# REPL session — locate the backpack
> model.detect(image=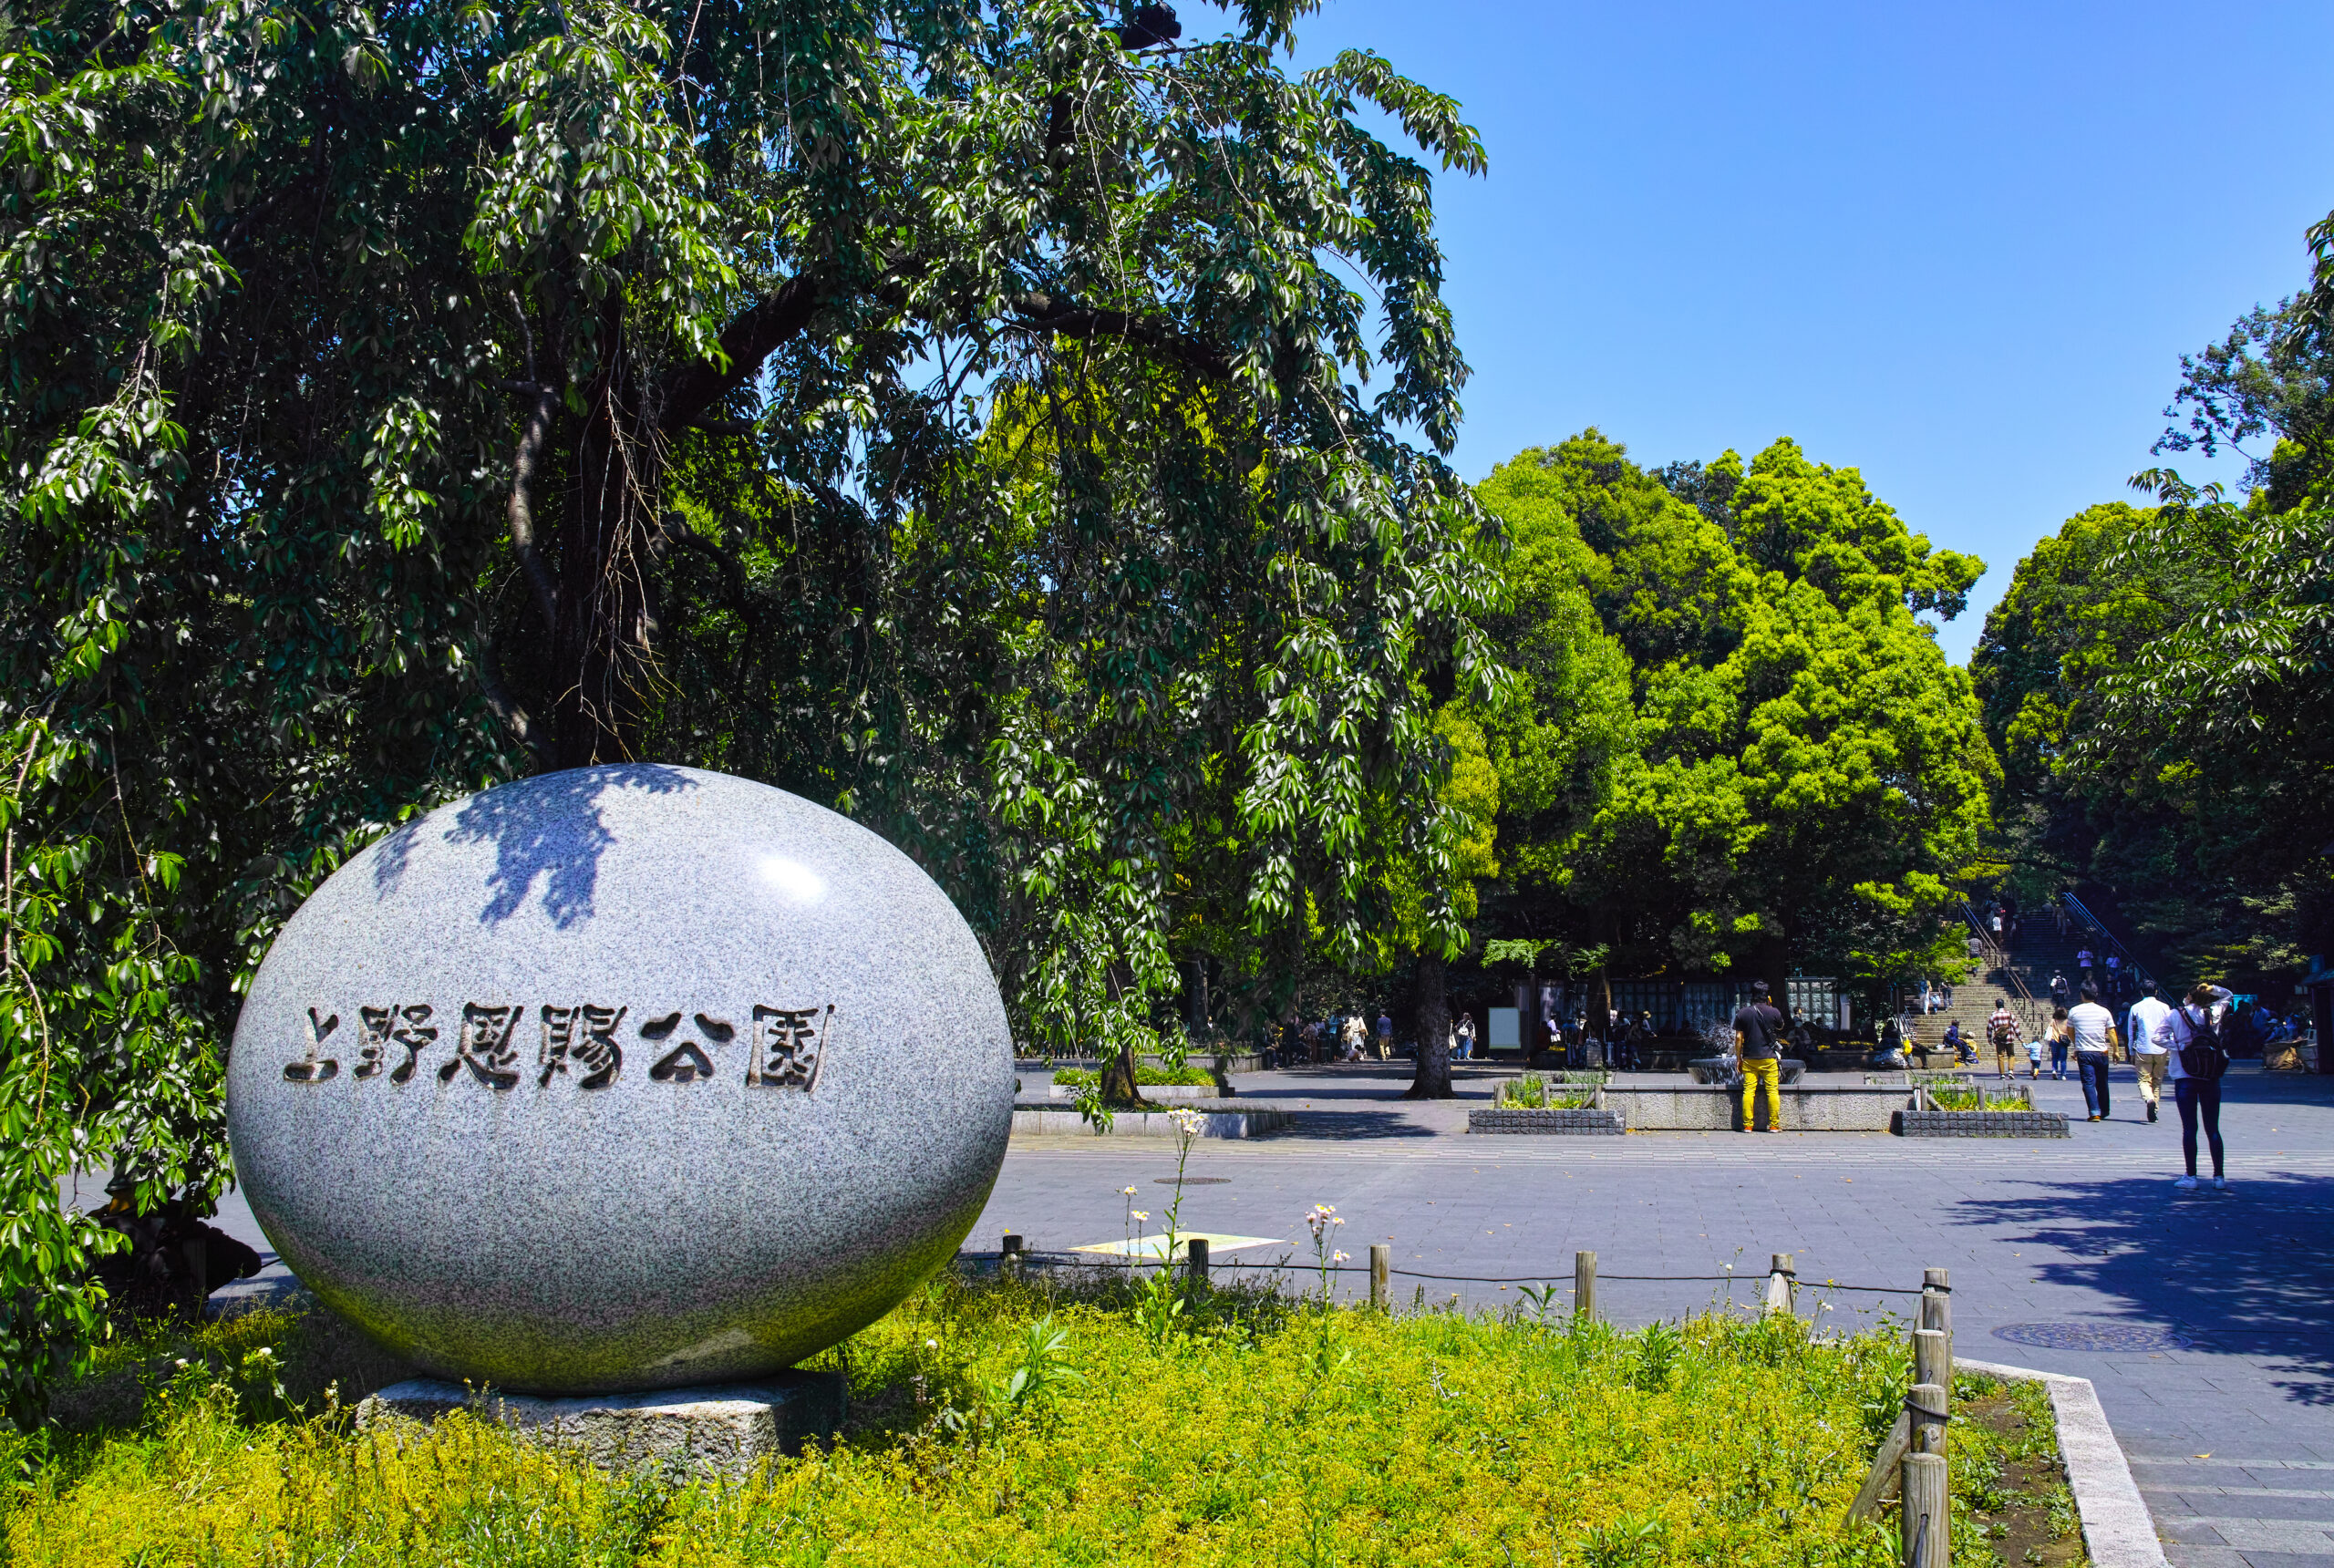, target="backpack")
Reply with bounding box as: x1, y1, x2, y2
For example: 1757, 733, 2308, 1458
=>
2177, 1006, 2230, 1082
